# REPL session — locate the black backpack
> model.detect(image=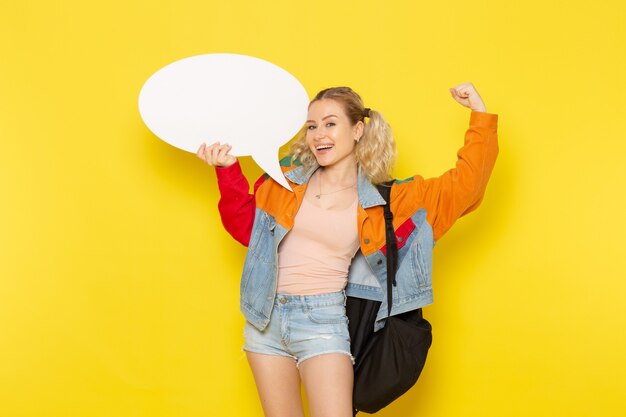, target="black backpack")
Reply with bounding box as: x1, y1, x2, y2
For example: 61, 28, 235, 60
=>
346, 182, 433, 415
